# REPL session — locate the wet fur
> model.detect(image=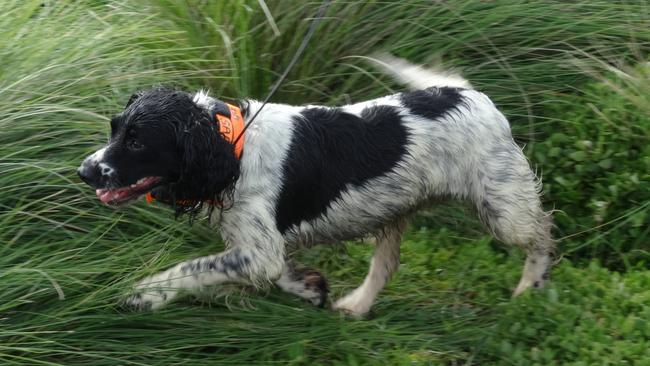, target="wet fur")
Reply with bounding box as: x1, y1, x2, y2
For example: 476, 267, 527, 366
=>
78, 57, 554, 316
